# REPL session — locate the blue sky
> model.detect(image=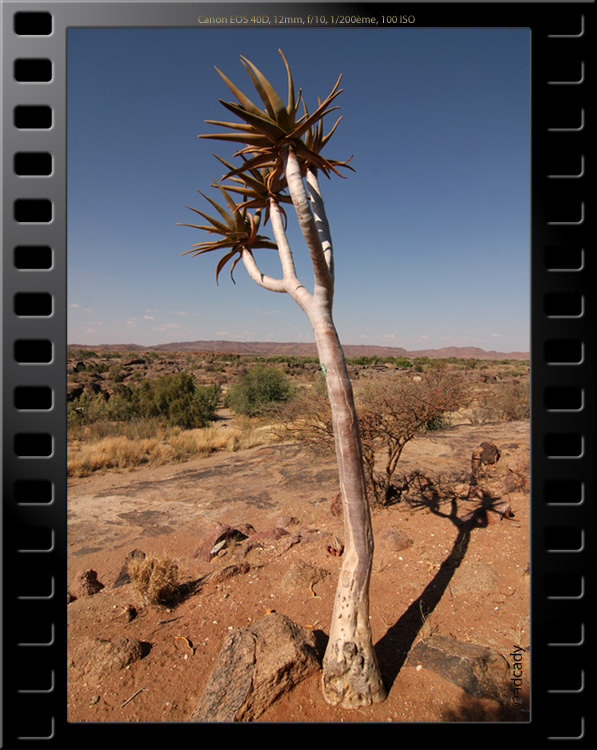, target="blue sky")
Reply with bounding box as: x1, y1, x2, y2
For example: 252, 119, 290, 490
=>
67, 27, 530, 352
